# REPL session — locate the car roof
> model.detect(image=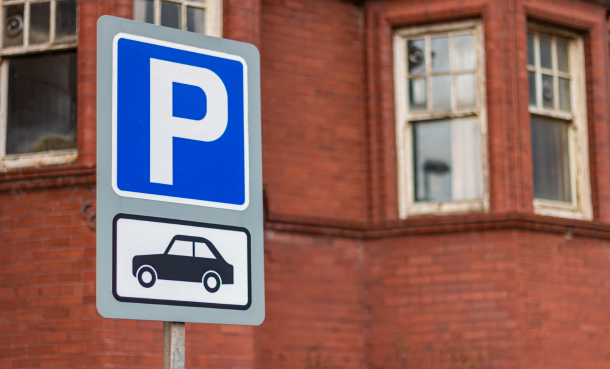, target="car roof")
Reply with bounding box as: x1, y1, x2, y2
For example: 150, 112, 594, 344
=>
171, 235, 213, 243
164, 235, 224, 261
